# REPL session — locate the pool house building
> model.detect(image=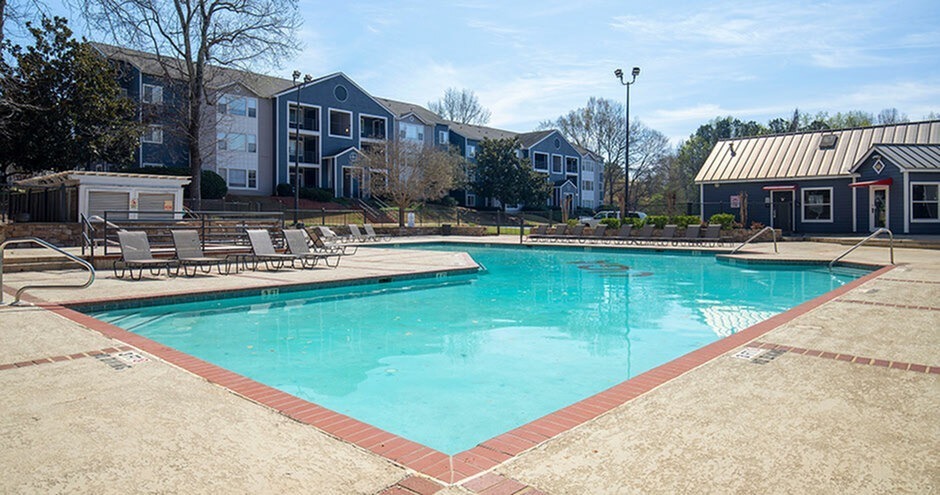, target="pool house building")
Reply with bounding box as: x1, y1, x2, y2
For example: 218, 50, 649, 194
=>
695, 120, 940, 234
